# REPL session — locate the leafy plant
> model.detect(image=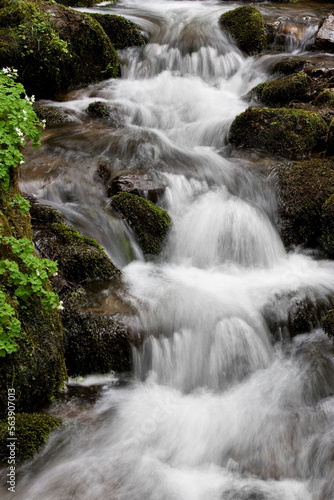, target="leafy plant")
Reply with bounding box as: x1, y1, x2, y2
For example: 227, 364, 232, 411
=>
0, 67, 61, 357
